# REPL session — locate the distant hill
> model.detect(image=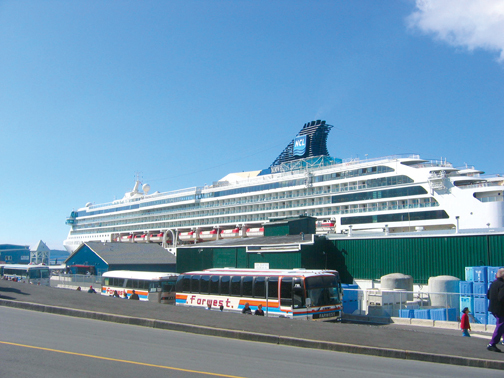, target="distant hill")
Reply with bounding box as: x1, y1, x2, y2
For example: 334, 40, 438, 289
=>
50, 249, 70, 264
